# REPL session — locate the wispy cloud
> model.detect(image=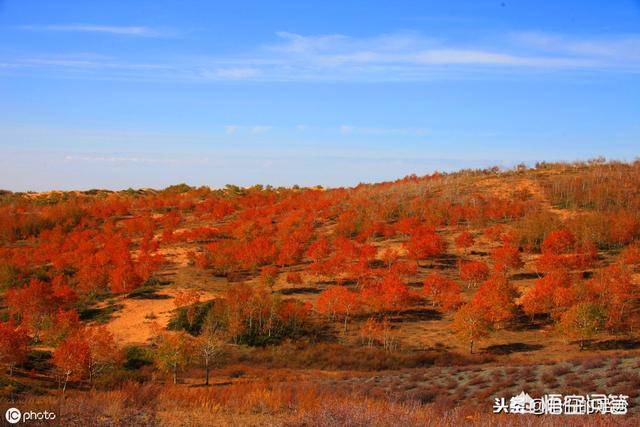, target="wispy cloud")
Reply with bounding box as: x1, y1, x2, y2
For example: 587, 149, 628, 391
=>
3, 30, 640, 82
225, 125, 239, 135
18, 24, 163, 37
339, 125, 427, 136
205, 67, 259, 79
251, 126, 271, 135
